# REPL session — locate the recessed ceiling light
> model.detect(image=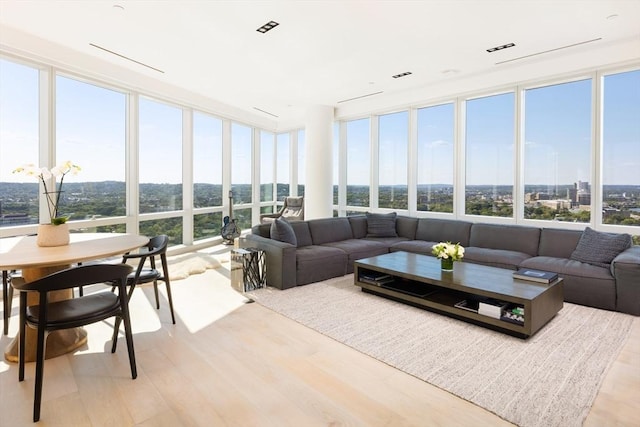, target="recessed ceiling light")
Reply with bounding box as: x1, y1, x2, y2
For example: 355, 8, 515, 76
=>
606, 14, 619, 20
442, 69, 460, 75
487, 42, 516, 53
257, 21, 279, 33
112, 4, 124, 11
392, 71, 412, 79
